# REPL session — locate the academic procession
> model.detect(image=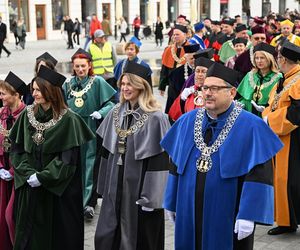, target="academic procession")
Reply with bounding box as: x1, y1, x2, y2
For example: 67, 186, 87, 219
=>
1, 7, 300, 250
